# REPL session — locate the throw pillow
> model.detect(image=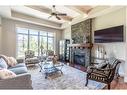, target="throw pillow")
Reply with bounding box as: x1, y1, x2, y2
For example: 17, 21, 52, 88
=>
0, 55, 9, 64
8, 57, 17, 67
108, 57, 116, 65
95, 62, 107, 69
0, 68, 16, 79
0, 57, 8, 68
